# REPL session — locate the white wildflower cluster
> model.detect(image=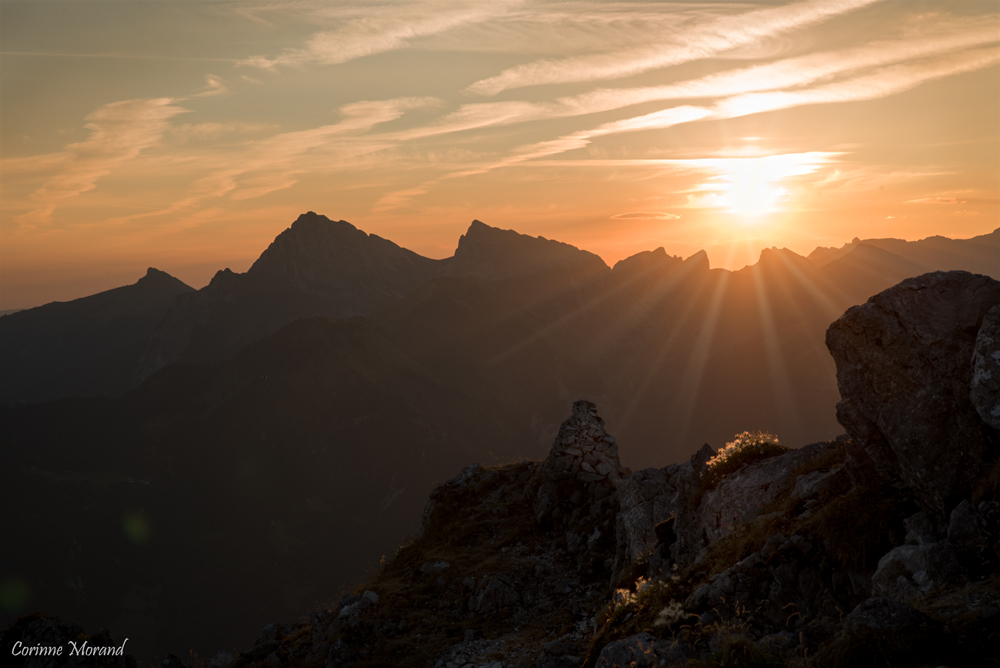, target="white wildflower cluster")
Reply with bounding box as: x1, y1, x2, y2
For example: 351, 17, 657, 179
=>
612, 576, 656, 613
707, 429, 782, 470
653, 600, 687, 628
